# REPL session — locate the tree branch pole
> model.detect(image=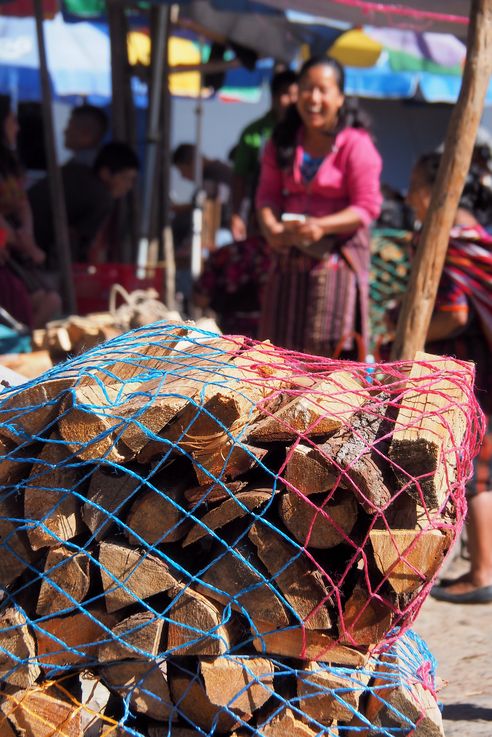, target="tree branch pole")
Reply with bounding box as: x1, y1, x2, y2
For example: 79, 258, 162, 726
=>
33, 0, 75, 315
391, 0, 492, 361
